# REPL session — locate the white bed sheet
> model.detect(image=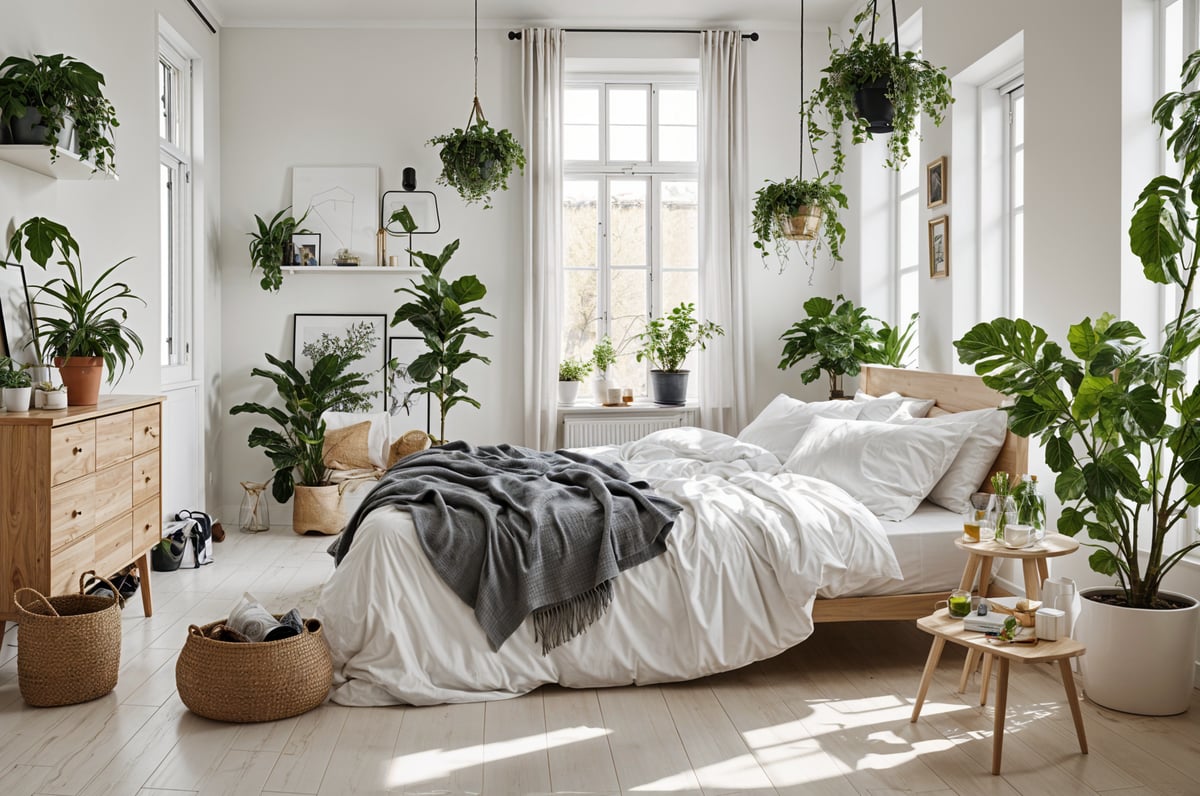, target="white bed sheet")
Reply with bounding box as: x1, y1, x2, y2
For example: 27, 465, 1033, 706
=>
834, 501, 968, 597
